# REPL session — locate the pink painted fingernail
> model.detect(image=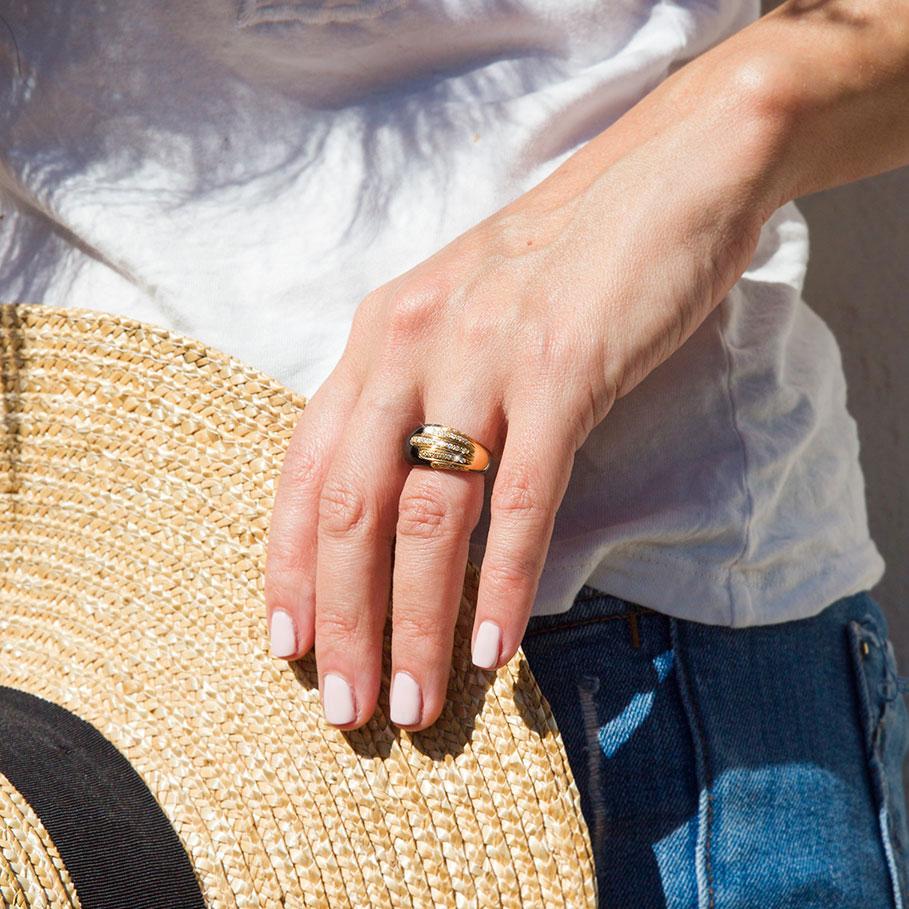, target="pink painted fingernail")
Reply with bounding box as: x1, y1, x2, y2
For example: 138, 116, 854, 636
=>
390, 671, 422, 727
323, 673, 356, 726
269, 610, 297, 658
472, 620, 502, 669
